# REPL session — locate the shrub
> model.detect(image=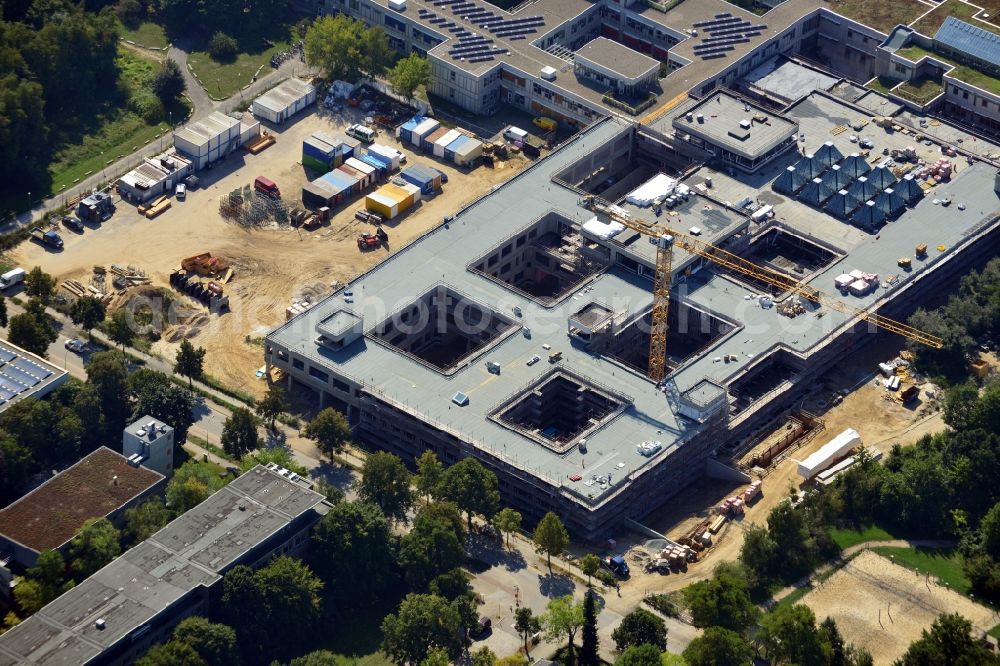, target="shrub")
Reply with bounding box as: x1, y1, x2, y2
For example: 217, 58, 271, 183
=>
208, 32, 238, 61
128, 89, 164, 123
